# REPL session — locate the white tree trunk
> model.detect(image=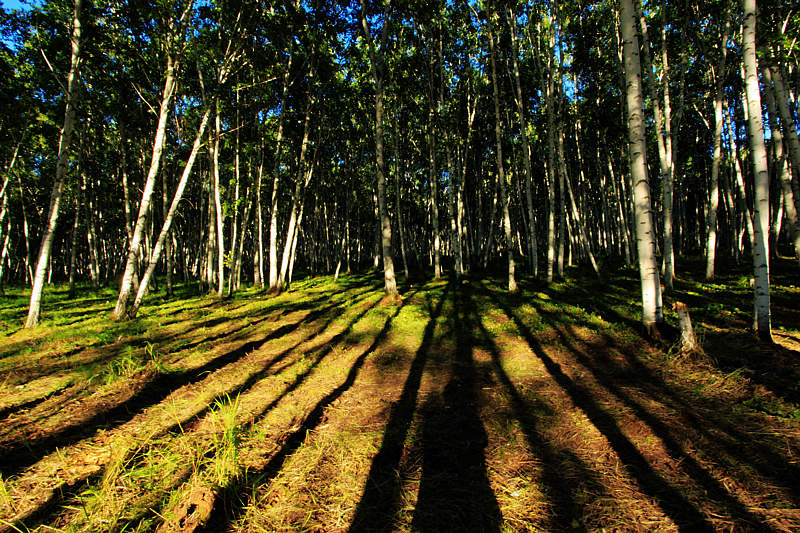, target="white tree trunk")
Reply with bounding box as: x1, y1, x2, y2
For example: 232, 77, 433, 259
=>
25, 0, 83, 328
130, 108, 211, 317
763, 69, 800, 262
742, 0, 772, 341
488, 14, 516, 292
620, 0, 662, 331
113, 52, 178, 319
